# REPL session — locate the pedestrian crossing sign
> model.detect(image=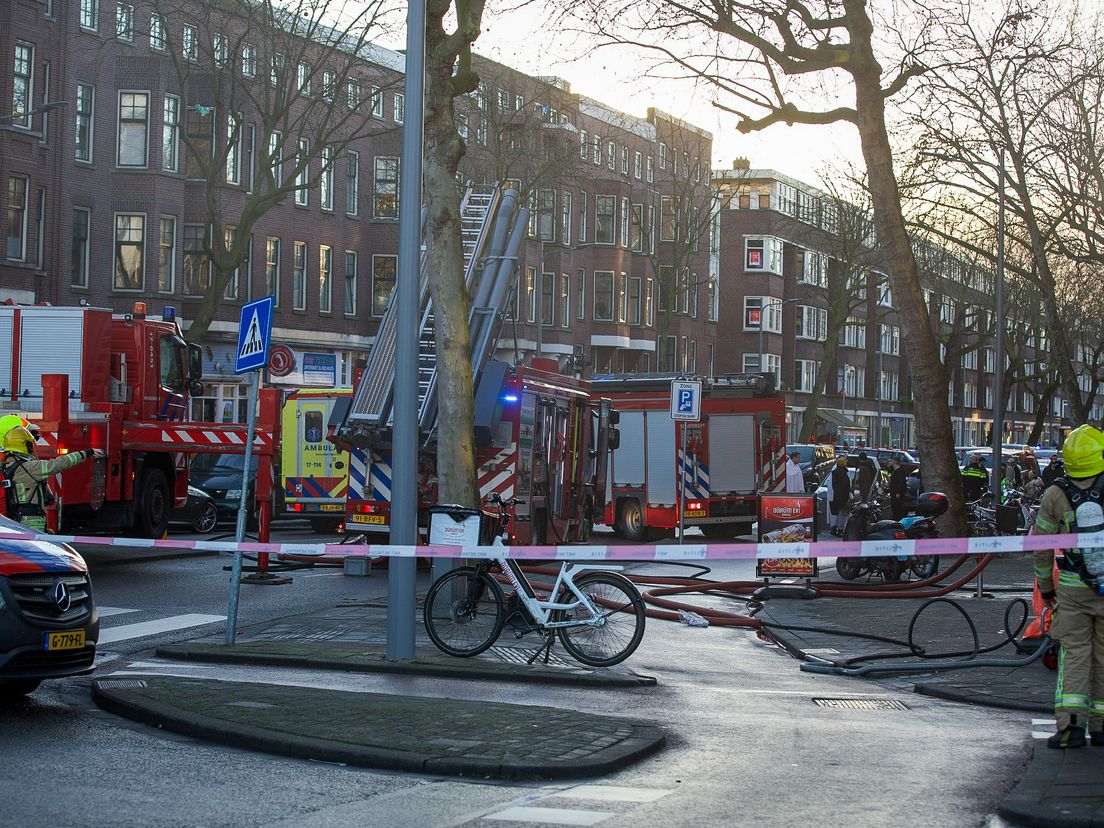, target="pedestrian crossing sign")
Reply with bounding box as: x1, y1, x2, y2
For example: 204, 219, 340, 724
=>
235, 296, 274, 374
